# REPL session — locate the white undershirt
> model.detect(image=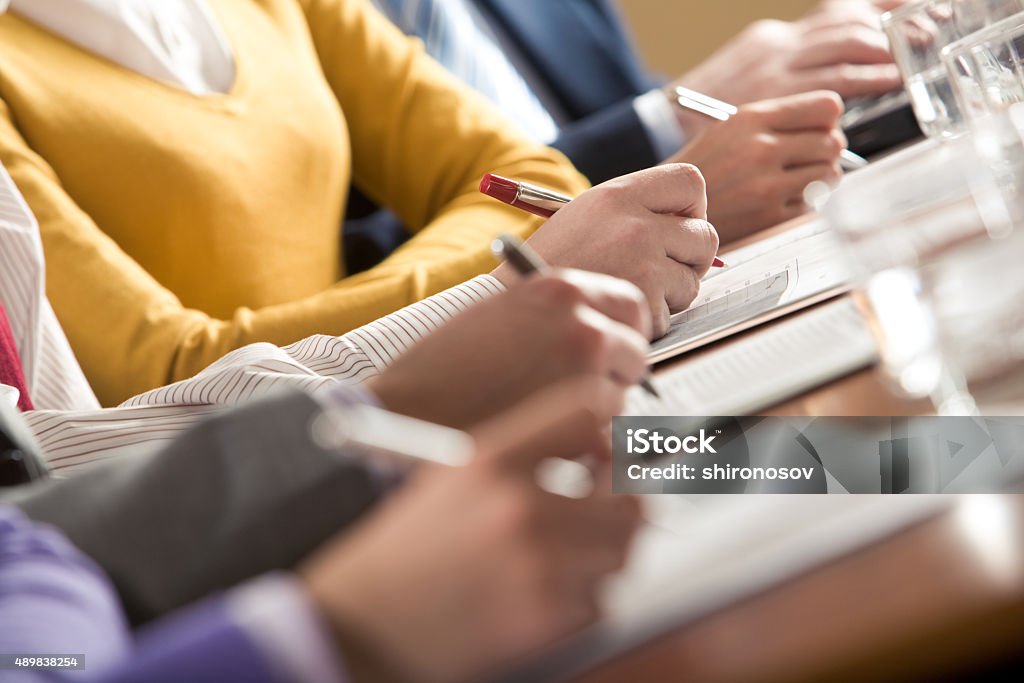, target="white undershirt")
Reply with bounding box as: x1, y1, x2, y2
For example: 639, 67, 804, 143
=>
5, 0, 235, 95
